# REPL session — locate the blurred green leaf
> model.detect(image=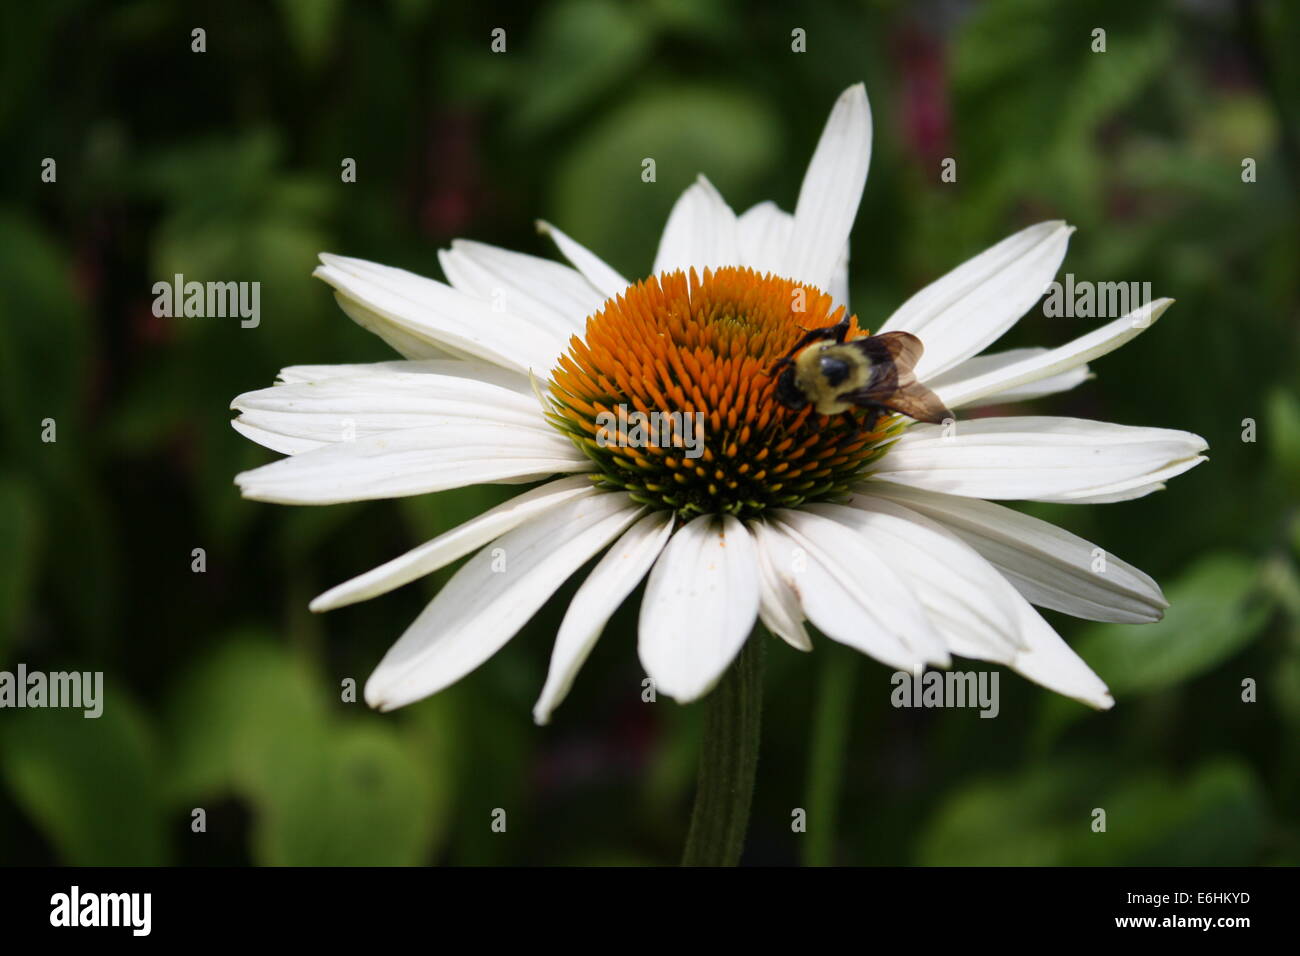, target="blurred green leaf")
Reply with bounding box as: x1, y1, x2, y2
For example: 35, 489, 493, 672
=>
0, 684, 168, 865
551, 85, 779, 275
642, 0, 733, 36
1106, 759, 1268, 866
400, 692, 460, 843
1267, 386, 1300, 492
1036, 553, 1273, 744
165, 633, 330, 805
952, 0, 1174, 230
917, 758, 1266, 865
508, 0, 654, 138
254, 719, 441, 866
166, 633, 453, 864
916, 762, 1080, 866
1071, 554, 1271, 697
